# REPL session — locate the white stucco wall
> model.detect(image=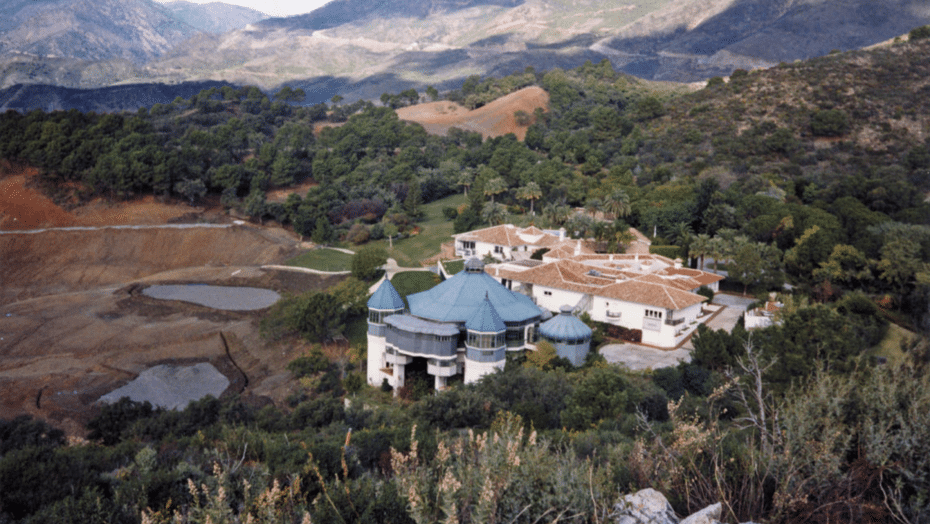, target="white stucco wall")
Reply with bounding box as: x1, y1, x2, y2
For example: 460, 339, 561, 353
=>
464, 358, 504, 384
534, 285, 583, 313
